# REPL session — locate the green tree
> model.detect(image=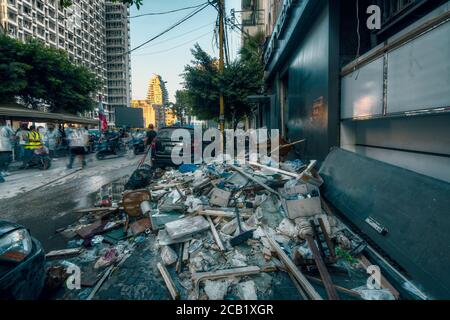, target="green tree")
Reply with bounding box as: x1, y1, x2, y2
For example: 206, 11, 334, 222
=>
167, 90, 192, 125
0, 35, 100, 114
182, 33, 265, 128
